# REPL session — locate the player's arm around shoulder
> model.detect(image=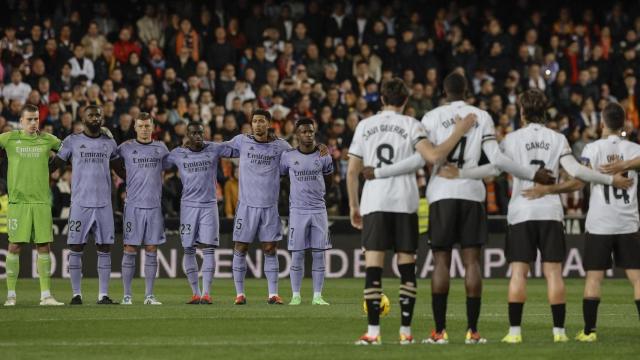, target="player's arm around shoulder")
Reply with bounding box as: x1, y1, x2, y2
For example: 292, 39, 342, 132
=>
416, 112, 476, 164
600, 141, 640, 174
